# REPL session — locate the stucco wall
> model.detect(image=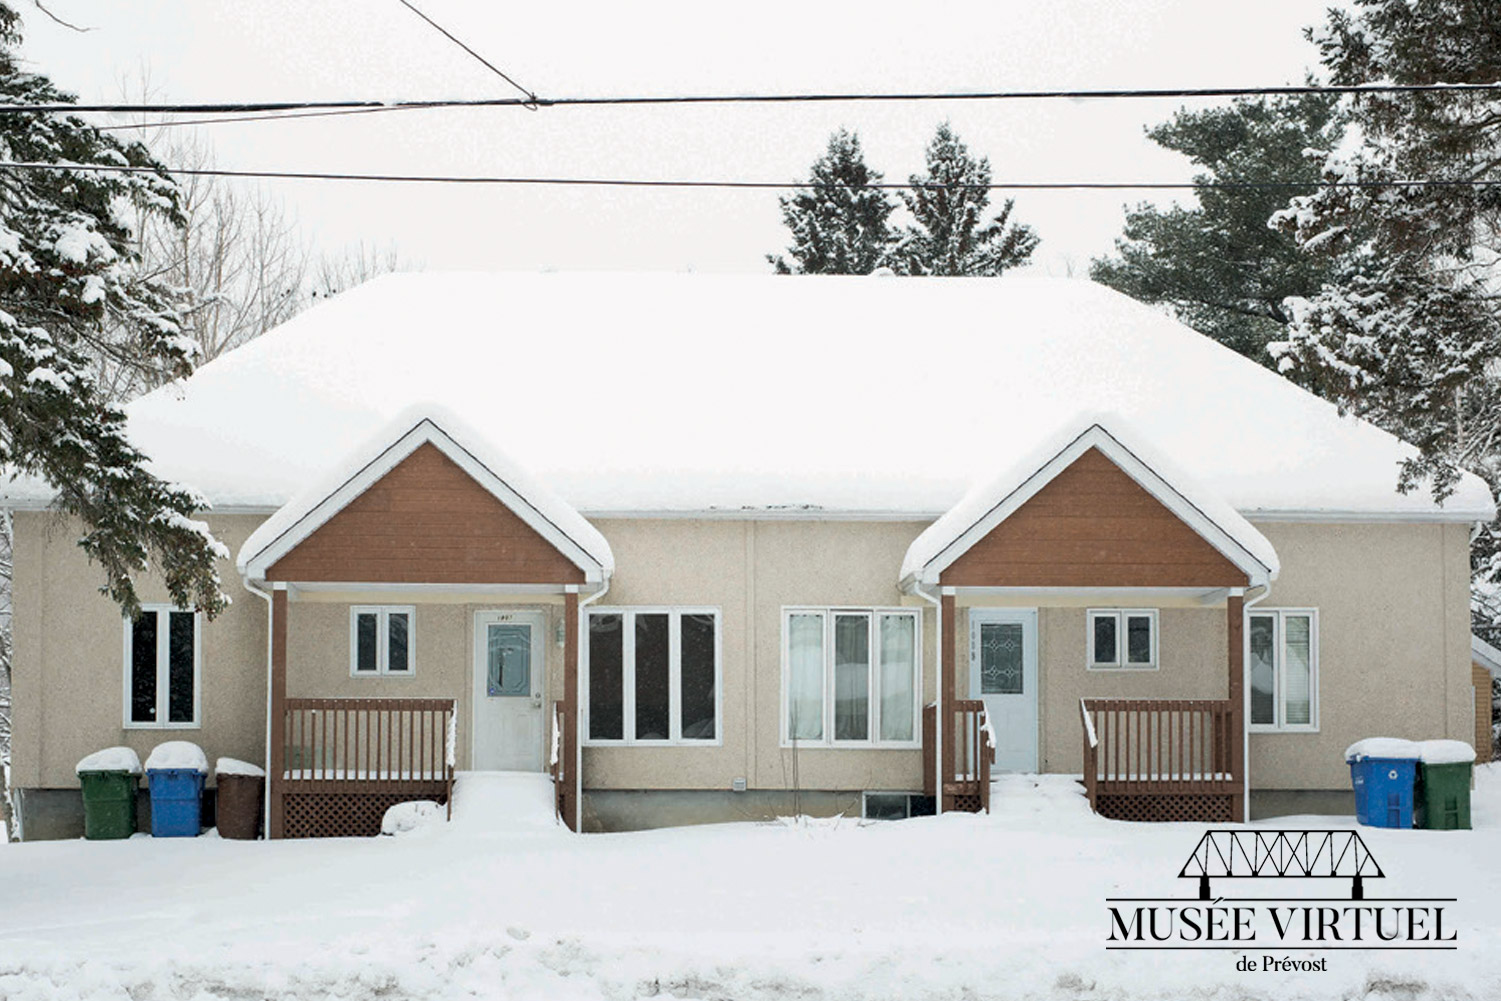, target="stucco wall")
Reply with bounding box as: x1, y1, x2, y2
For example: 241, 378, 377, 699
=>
1245, 521, 1473, 791
582, 519, 936, 794
11, 512, 268, 790
10, 512, 1473, 800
